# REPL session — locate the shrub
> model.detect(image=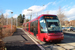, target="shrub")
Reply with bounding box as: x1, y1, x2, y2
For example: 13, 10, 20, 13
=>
2, 25, 16, 38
